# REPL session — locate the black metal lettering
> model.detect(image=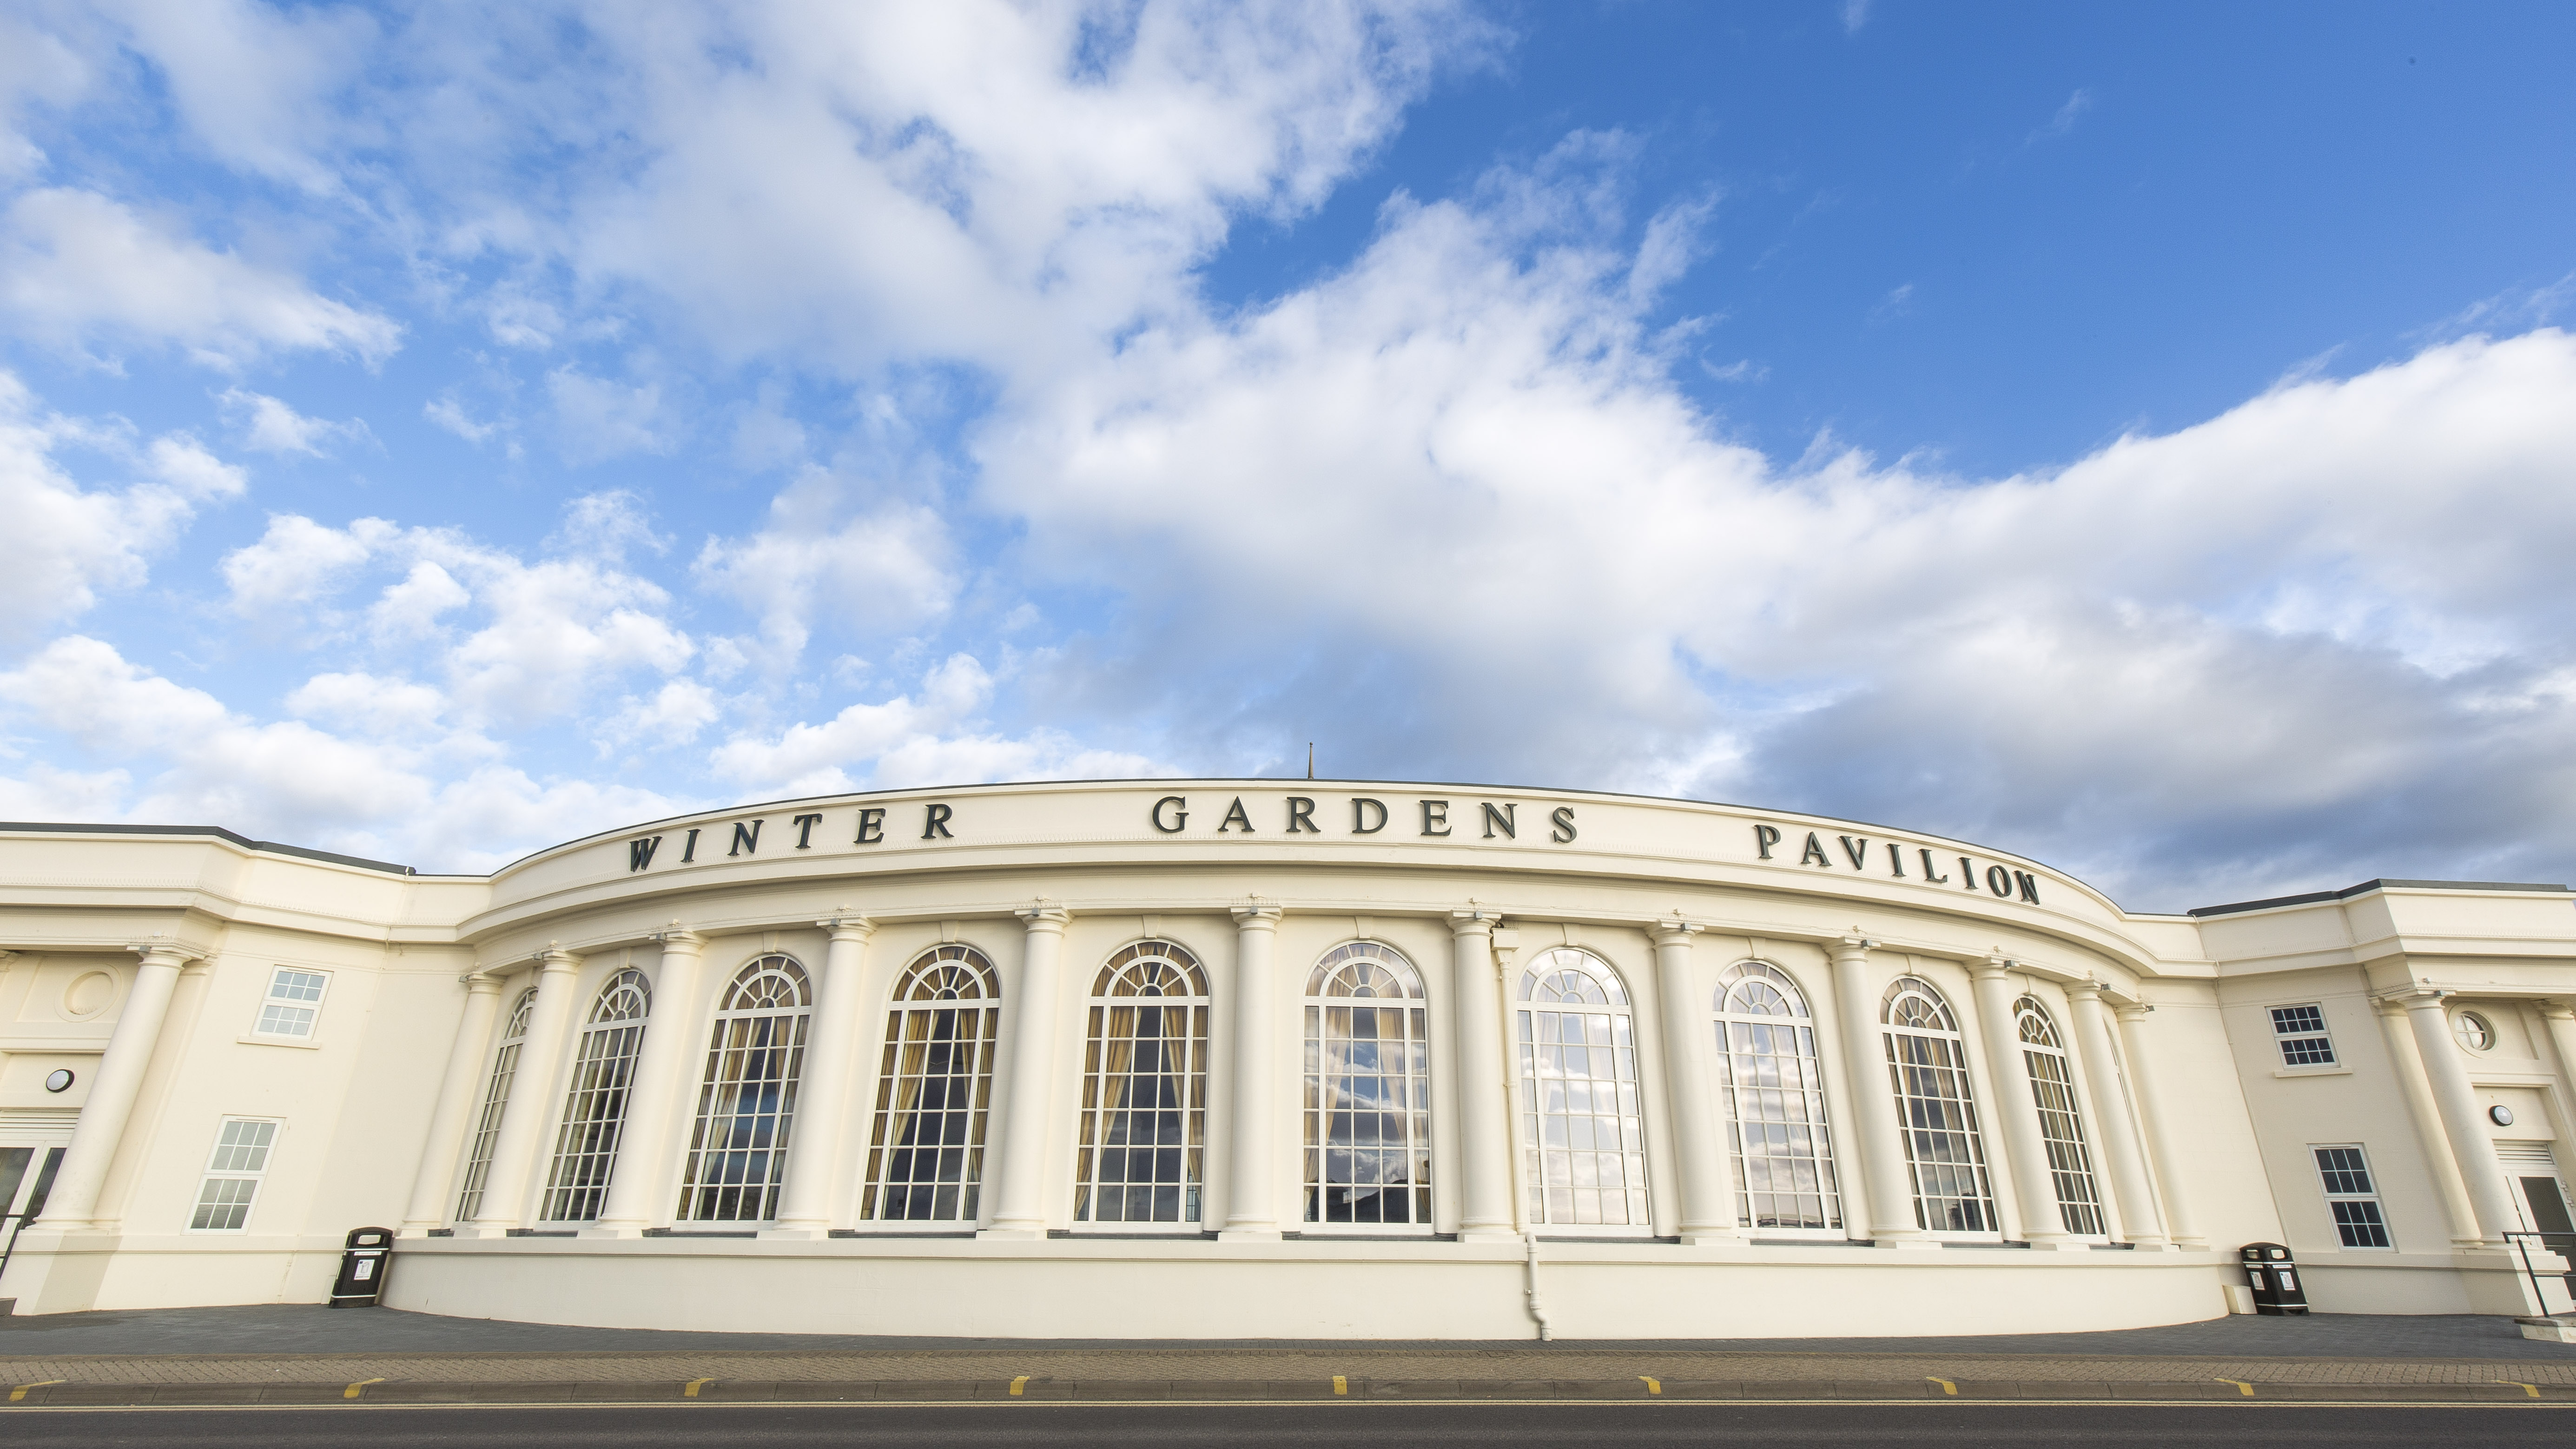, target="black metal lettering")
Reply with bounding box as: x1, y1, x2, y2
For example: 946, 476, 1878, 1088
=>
1150, 795, 1188, 833
1886, 842, 1906, 878
729, 820, 762, 856
922, 802, 954, 839
681, 827, 700, 863
856, 808, 886, 844
1839, 835, 1869, 869
628, 836, 661, 872
1551, 806, 1577, 843
1287, 796, 1320, 834
2015, 870, 2042, 904
1960, 855, 1978, 890
1219, 796, 1254, 833
1352, 797, 1387, 834
1800, 832, 1831, 867
1918, 847, 1948, 883
1481, 802, 1516, 840
1420, 800, 1451, 837
793, 813, 823, 848
1755, 824, 1782, 859
1987, 864, 2013, 897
